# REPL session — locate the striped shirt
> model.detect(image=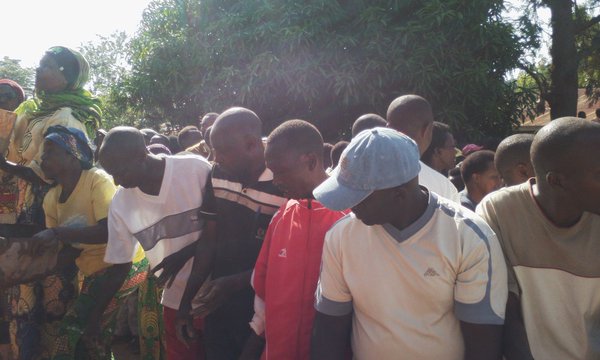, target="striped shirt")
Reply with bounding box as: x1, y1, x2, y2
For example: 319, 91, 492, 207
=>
201, 165, 286, 278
